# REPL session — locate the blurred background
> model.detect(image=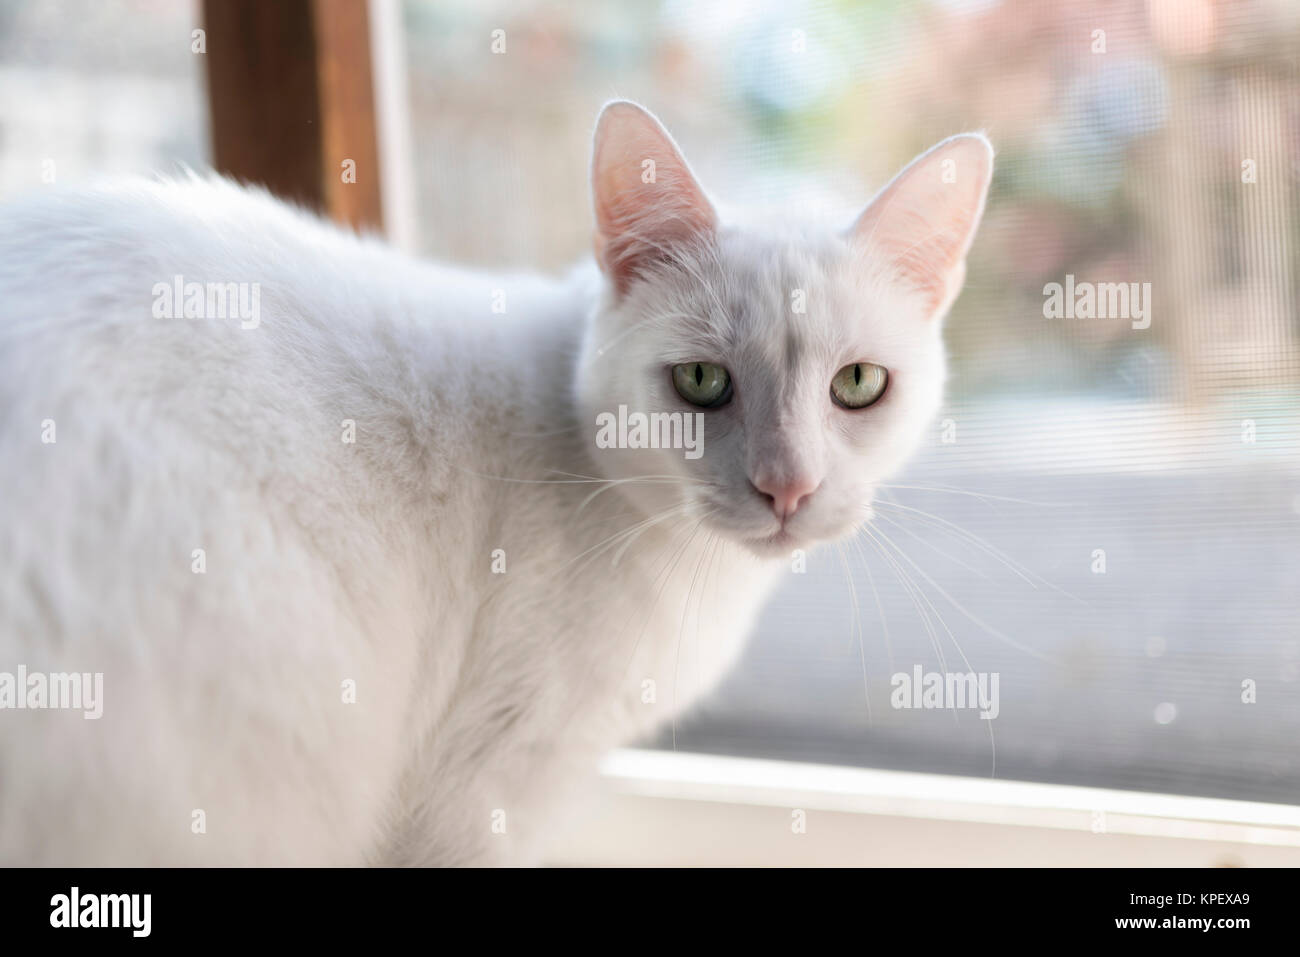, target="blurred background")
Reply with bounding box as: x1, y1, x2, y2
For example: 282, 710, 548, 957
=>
1, 0, 1298, 810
